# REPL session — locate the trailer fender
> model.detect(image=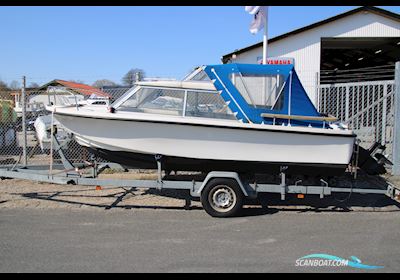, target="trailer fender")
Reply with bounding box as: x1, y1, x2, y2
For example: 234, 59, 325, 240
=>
192, 171, 252, 198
